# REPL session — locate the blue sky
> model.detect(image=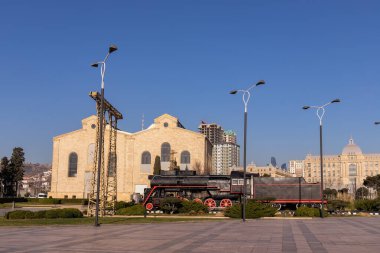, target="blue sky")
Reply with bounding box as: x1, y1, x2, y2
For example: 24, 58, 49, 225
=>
1, 1, 380, 166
